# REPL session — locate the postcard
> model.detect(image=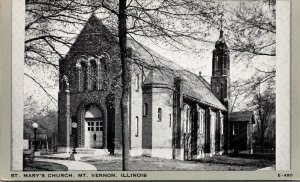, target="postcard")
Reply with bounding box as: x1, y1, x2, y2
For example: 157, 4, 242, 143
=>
0, 0, 298, 181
